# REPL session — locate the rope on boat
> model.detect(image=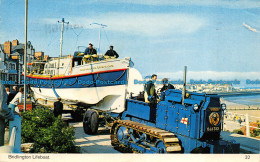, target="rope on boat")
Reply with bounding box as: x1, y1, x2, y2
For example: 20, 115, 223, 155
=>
63, 77, 78, 86
78, 75, 99, 87
97, 70, 126, 83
